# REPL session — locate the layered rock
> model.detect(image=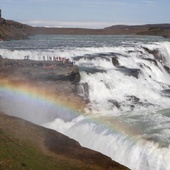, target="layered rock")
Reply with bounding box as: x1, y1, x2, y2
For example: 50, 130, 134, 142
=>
0, 58, 80, 82
0, 10, 32, 40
